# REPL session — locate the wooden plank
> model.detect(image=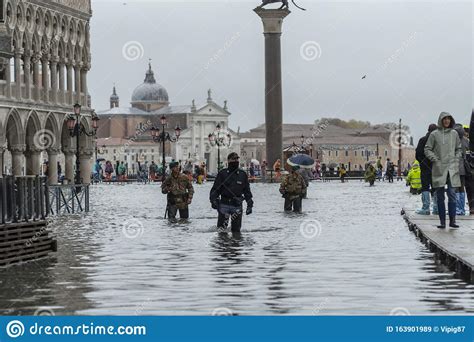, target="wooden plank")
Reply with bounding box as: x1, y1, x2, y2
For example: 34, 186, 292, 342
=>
403, 209, 474, 282
0, 250, 53, 266
0, 240, 54, 258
